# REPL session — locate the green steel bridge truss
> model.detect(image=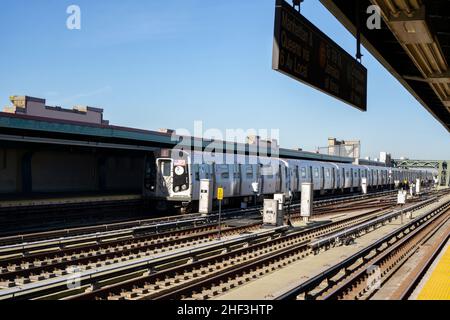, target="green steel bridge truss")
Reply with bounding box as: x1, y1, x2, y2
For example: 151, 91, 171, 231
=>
393, 159, 449, 188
